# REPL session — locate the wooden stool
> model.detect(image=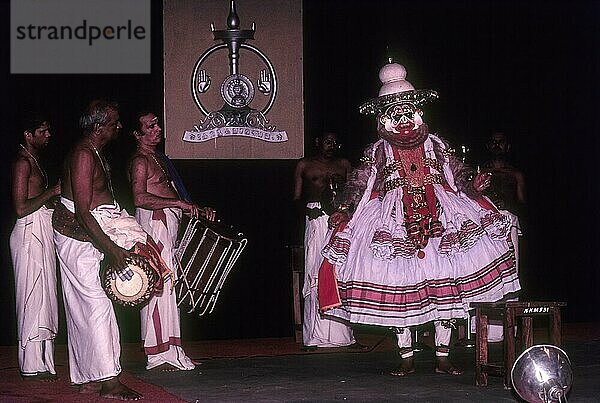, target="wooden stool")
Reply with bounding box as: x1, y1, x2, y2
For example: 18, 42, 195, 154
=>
472, 301, 566, 388
288, 245, 304, 343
